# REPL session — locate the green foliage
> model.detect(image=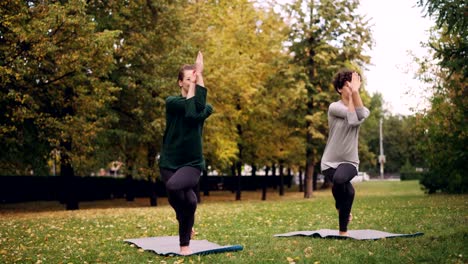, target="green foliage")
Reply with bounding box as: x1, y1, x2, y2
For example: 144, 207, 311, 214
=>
86, 0, 191, 178
358, 93, 383, 173
184, 0, 305, 172
284, 0, 373, 159
400, 159, 422, 181
380, 116, 425, 174
417, 75, 468, 193
416, 0, 467, 193
282, 0, 373, 195
0, 0, 412, 184
418, 0, 467, 77
359, 100, 426, 177
256, 57, 308, 170
0, 1, 120, 175
420, 170, 467, 194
